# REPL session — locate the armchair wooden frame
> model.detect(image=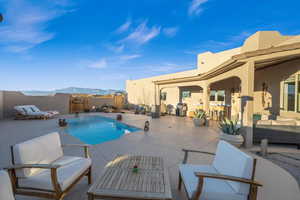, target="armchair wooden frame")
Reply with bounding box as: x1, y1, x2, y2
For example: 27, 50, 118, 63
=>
5, 144, 92, 200
178, 149, 262, 200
